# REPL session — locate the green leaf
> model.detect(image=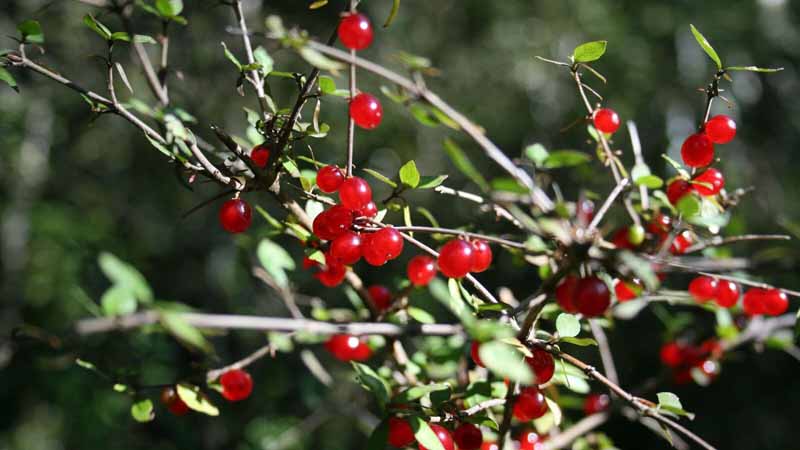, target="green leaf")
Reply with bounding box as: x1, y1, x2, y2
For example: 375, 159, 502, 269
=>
409, 103, 439, 127
409, 417, 446, 450
690, 24, 722, 70
429, 278, 474, 326
101, 286, 137, 316
131, 399, 155, 422
366, 419, 390, 450
156, 0, 183, 16
363, 168, 399, 188
133, 34, 157, 44
407, 306, 435, 324
417, 175, 448, 189
398, 160, 421, 188
111, 32, 131, 42
560, 337, 598, 347
352, 362, 391, 410
478, 341, 534, 385
253, 46, 274, 75
573, 40, 607, 63
635, 175, 664, 189
83, 15, 112, 40
524, 143, 549, 166
18, 20, 44, 44
98, 252, 154, 303
394, 383, 450, 403
556, 313, 581, 338
676, 194, 701, 217
257, 238, 296, 289
76, 359, 97, 370
0, 67, 18, 92
298, 46, 344, 72
160, 311, 213, 354
491, 177, 529, 194
725, 66, 783, 73
543, 150, 590, 169
656, 392, 695, 419
176, 384, 219, 416
221, 42, 242, 70
443, 138, 490, 191
318, 75, 336, 94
